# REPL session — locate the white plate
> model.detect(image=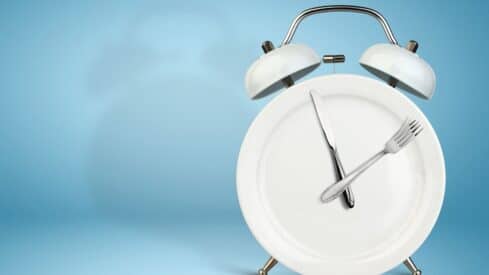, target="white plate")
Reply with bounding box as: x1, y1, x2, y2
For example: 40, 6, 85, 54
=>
237, 74, 445, 275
